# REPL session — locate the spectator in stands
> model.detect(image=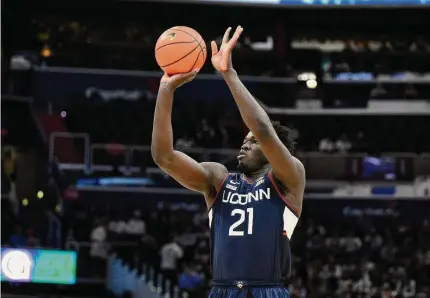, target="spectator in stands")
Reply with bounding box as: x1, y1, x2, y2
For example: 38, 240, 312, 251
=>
126, 210, 146, 238
178, 264, 204, 298
335, 134, 352, 153
175, 134, 195, 149
160, 235, 184, 298
402, 279, 417, 297
340, 231, 362, 252
370, 83, 389, 99
90, 219, 108, 277
109, 213, 128, 239
175, 227, 197, 249
319, 137, 335, 153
